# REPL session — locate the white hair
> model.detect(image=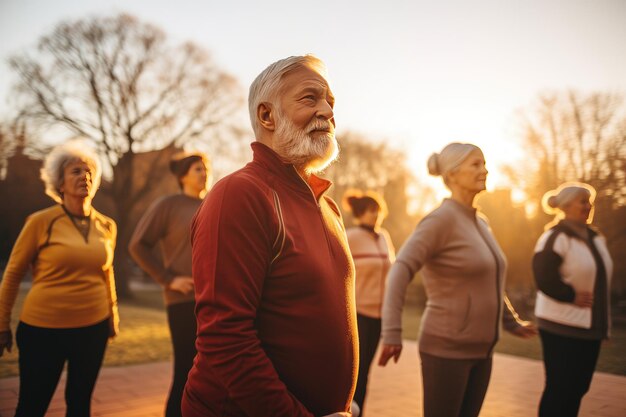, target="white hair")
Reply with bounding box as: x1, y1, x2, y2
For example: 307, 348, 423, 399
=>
427, 142, 481, 185
541, 182, 596, 216
40, 140, 102, 203
248, 55, 328, 138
